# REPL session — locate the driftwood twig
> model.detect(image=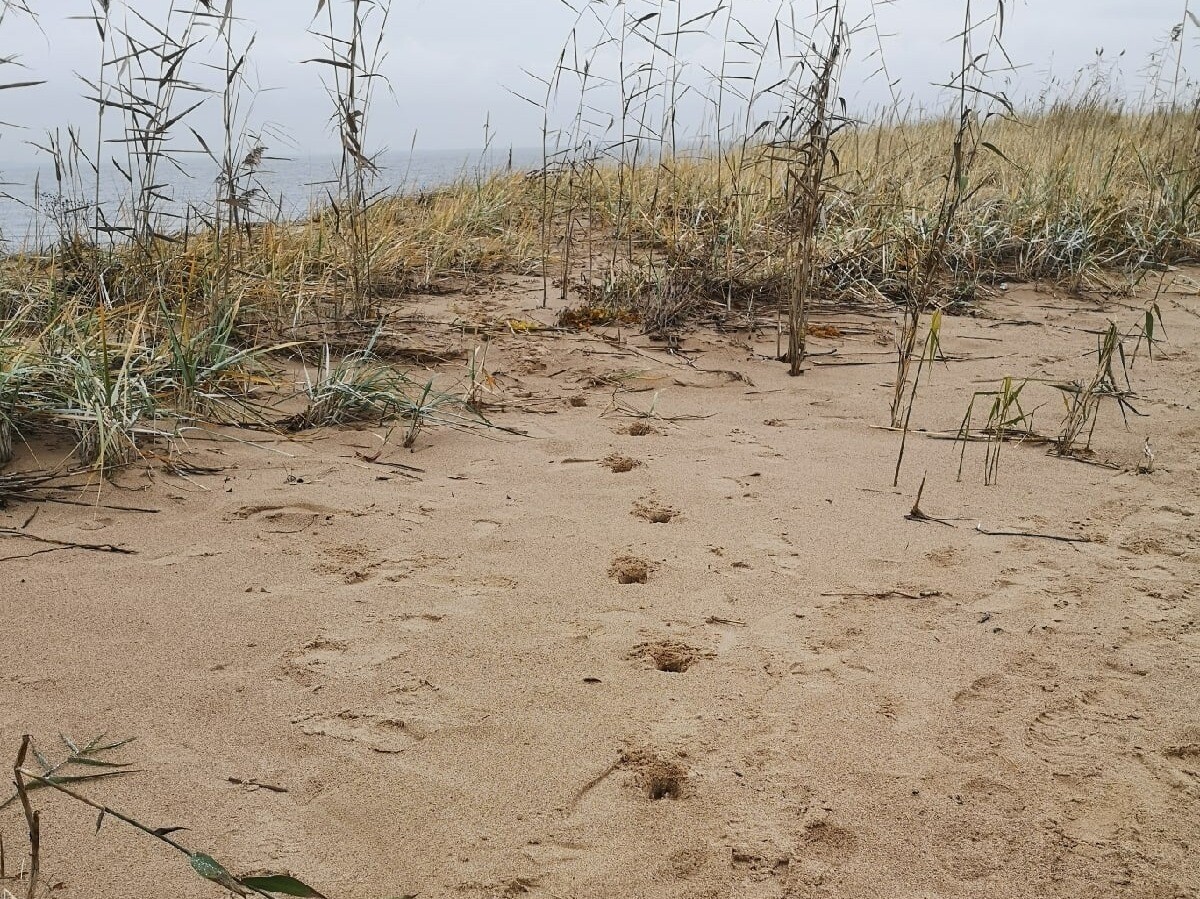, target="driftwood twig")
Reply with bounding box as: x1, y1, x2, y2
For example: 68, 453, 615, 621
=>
0, 529, 136, 556
904, 475, 956, 527
975, 524, 1091, 544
